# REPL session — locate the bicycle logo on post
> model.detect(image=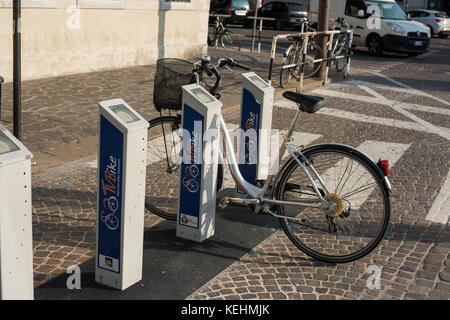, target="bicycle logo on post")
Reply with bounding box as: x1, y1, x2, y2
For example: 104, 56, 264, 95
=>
182, 165, 200, 193
100, 155, 121, 230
